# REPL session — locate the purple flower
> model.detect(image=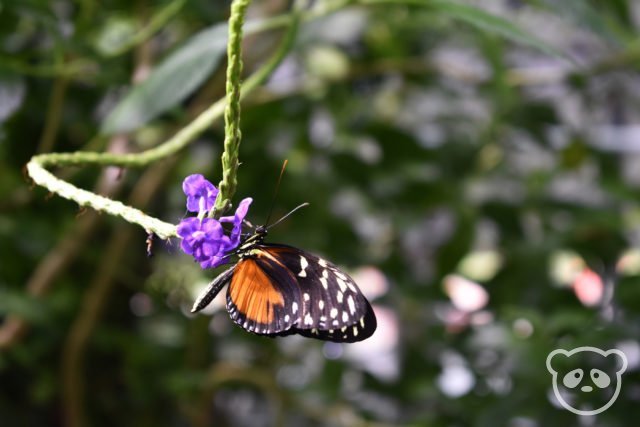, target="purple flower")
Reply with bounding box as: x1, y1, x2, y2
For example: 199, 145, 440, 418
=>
177, 217, 232, 269
183, 174, 218, 213
220, 197, 253, 249
177, 186, 253, 269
